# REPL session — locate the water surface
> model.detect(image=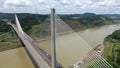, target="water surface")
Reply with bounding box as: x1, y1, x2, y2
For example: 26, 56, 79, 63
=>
0, 47, 34, 68
39, 24, 120, 67
0, 24, 120, 68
